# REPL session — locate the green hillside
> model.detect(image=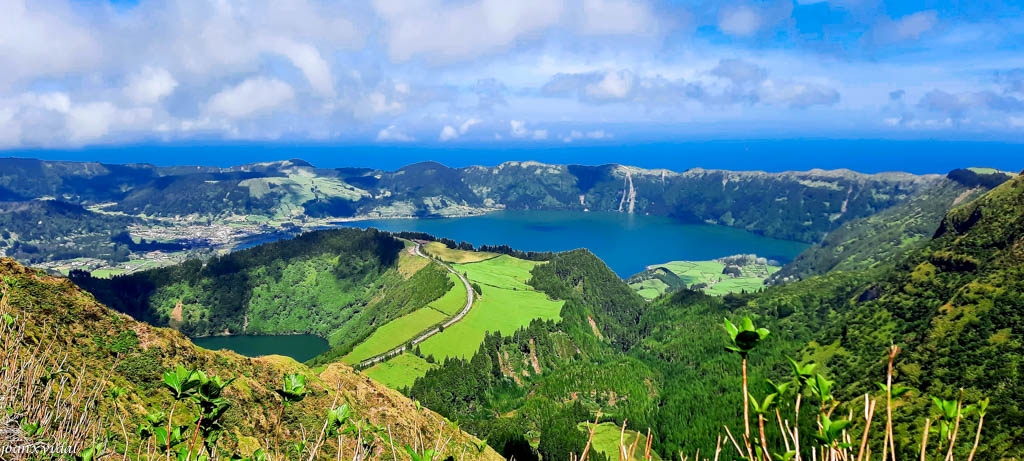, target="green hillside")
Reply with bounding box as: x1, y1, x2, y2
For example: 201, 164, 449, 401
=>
403, 173, 1024, 460
0, 257, 500, 460
768, 168, 1012, 283
69, 228, 454, 365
